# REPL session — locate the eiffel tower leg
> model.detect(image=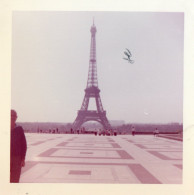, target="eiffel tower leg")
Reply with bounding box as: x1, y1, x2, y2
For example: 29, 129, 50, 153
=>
99, 114, 111, 130
73, 95, 90, 130
80, 94, 89, 110
95, 95, 111, 129
95, 95, 104, 112
72, 114, 84, 131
